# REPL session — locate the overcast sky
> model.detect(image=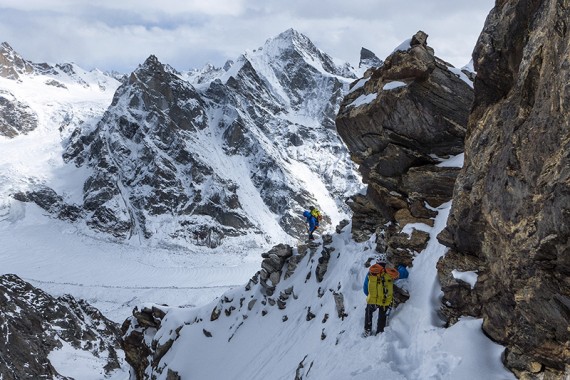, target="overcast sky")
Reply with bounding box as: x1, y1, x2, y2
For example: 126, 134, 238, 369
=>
0, 0, 495, 73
